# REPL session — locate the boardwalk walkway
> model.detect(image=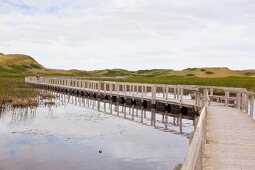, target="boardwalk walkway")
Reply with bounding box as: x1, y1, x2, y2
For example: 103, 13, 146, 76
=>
204, 105, 255, 170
